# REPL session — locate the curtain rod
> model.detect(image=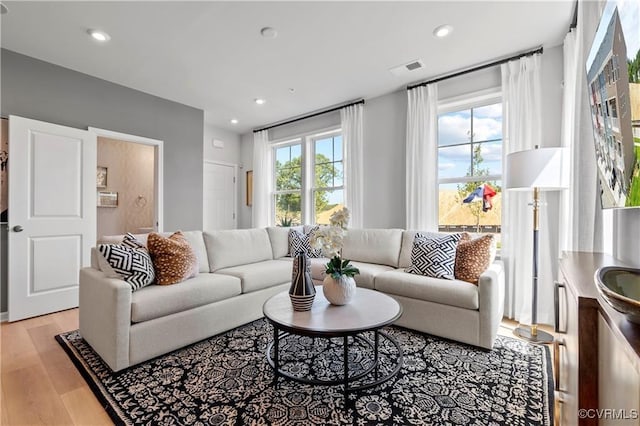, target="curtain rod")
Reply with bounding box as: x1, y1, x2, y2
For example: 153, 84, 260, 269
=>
253, 99, 364, 134
569, 0, 578, 30
406, 46, 543, 91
